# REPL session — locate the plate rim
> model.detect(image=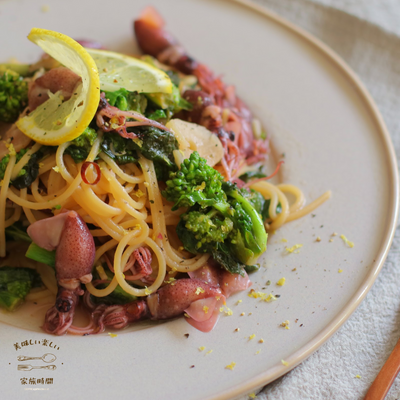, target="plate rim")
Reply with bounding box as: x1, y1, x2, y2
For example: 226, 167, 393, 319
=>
211, 0, 400, 398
